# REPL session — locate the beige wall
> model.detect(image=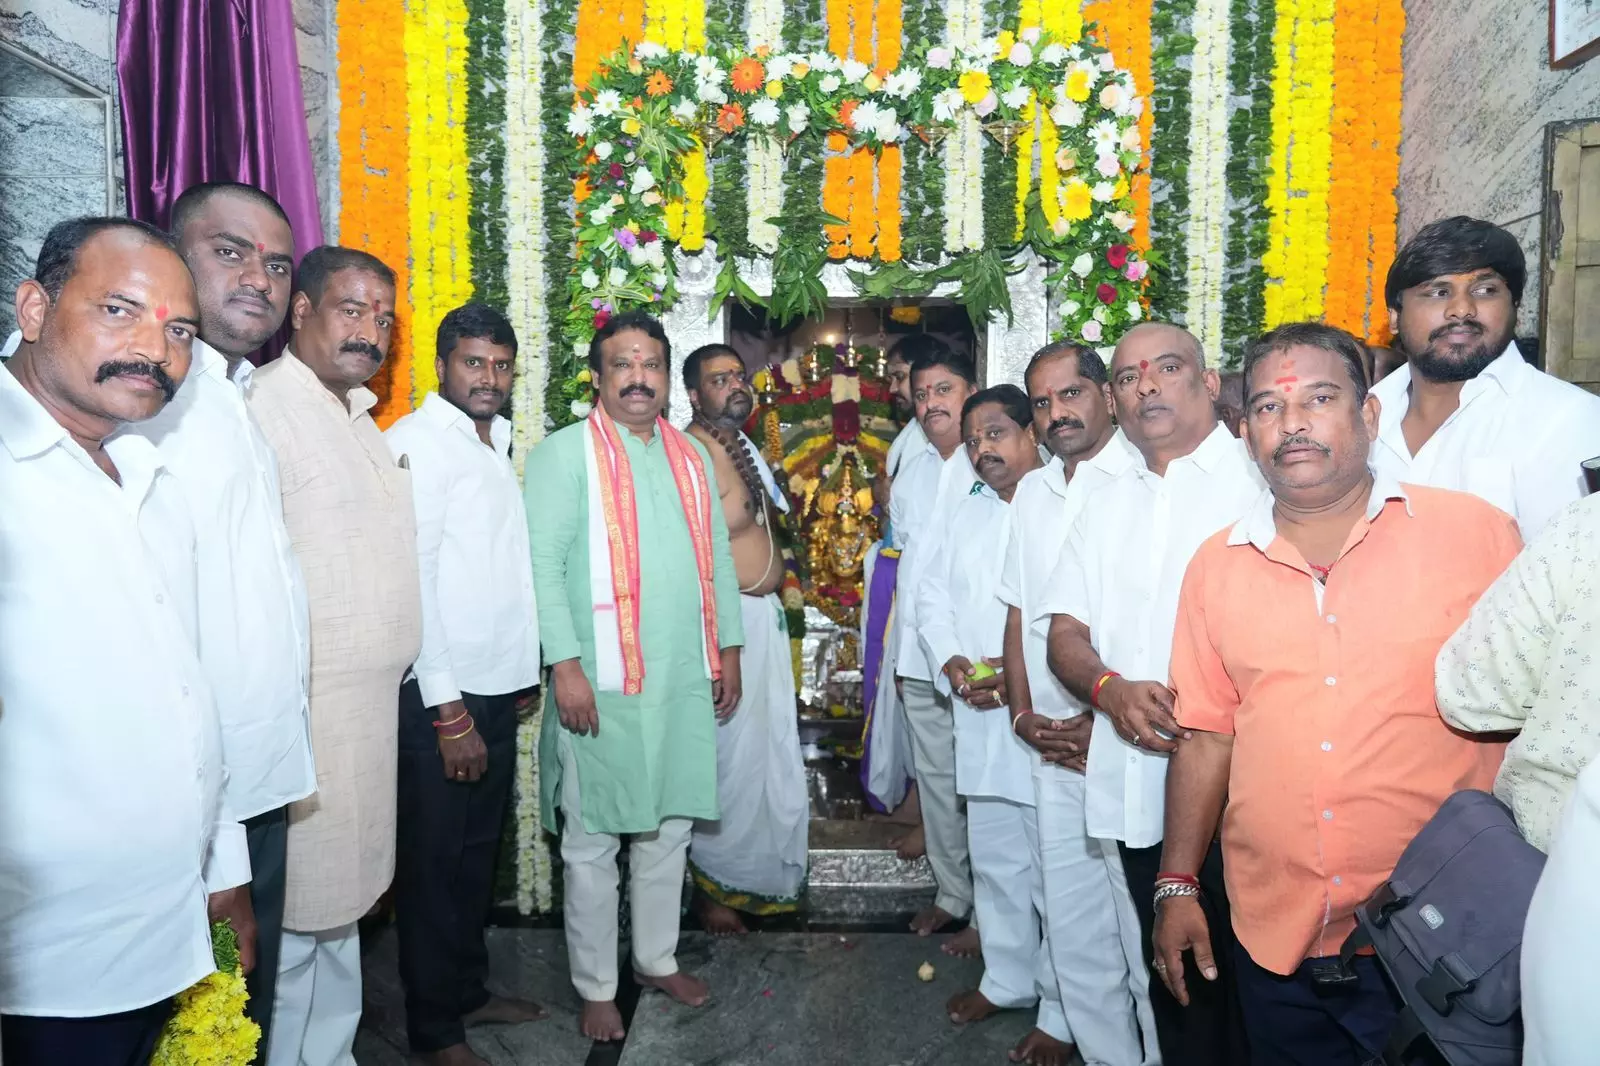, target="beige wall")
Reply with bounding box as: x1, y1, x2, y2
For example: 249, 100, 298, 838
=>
1401, 0, 1600, 334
